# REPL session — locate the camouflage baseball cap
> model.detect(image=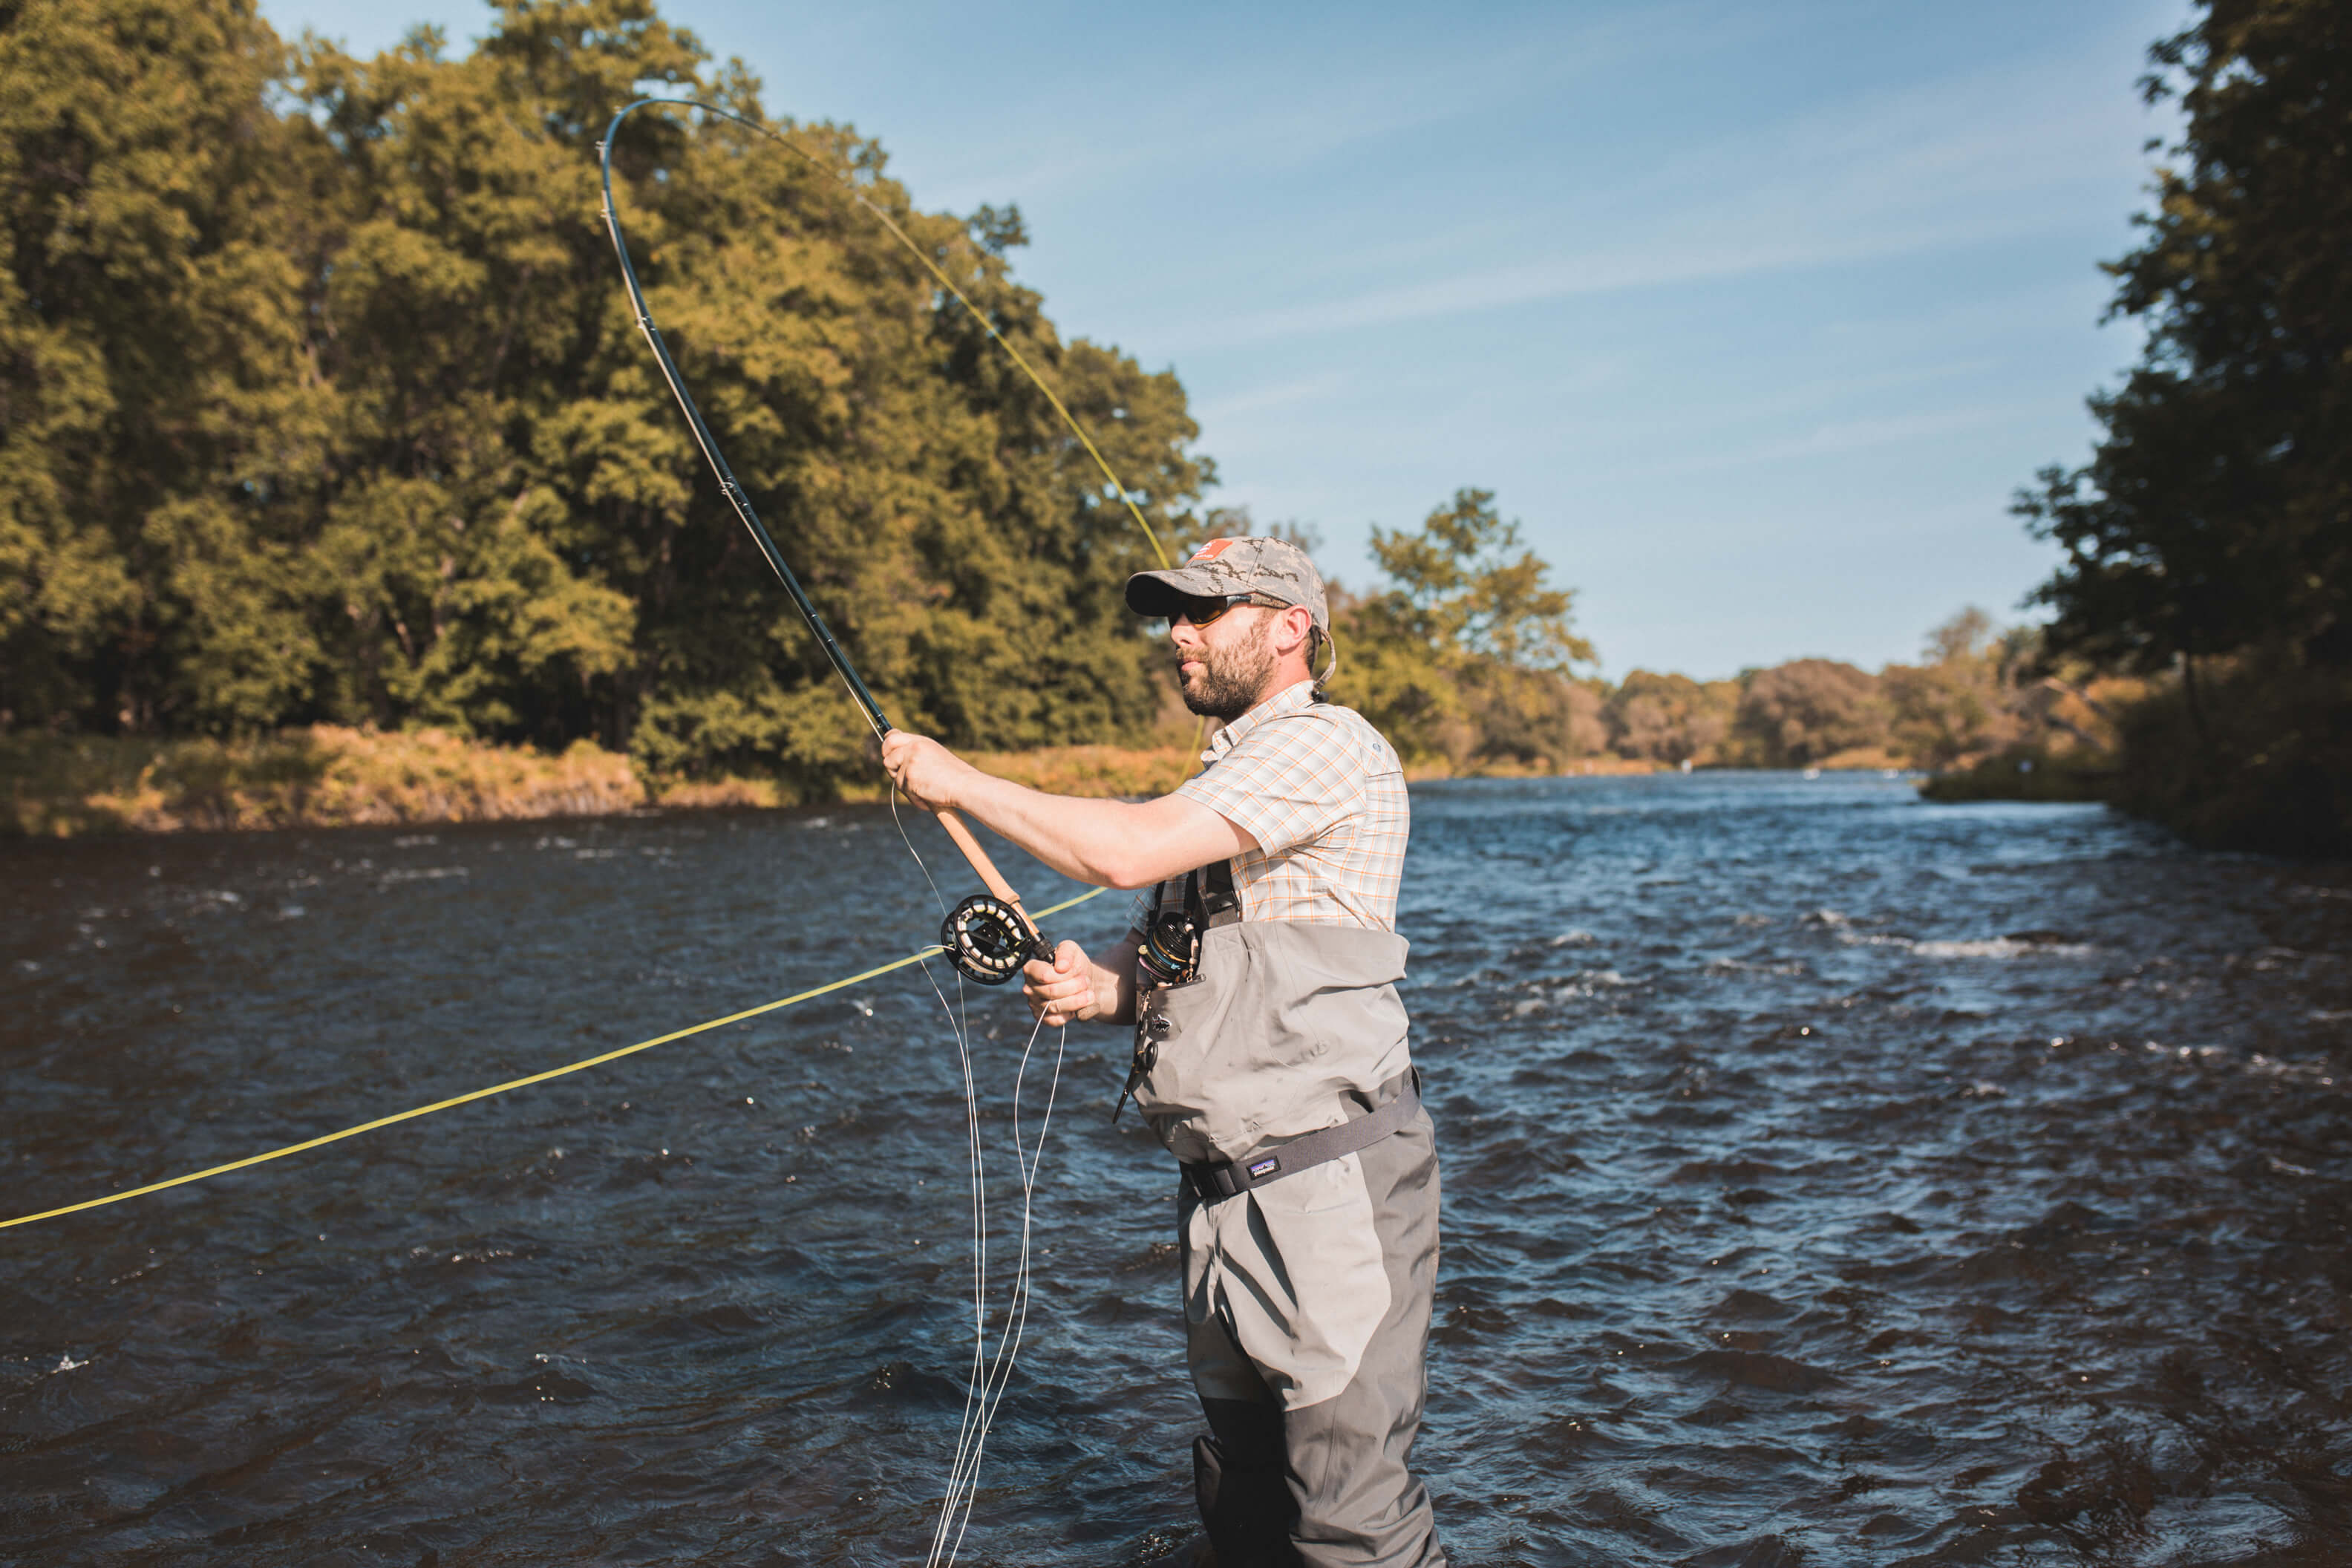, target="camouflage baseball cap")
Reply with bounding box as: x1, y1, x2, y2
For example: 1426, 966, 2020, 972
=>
1125, 537, 1328, 631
